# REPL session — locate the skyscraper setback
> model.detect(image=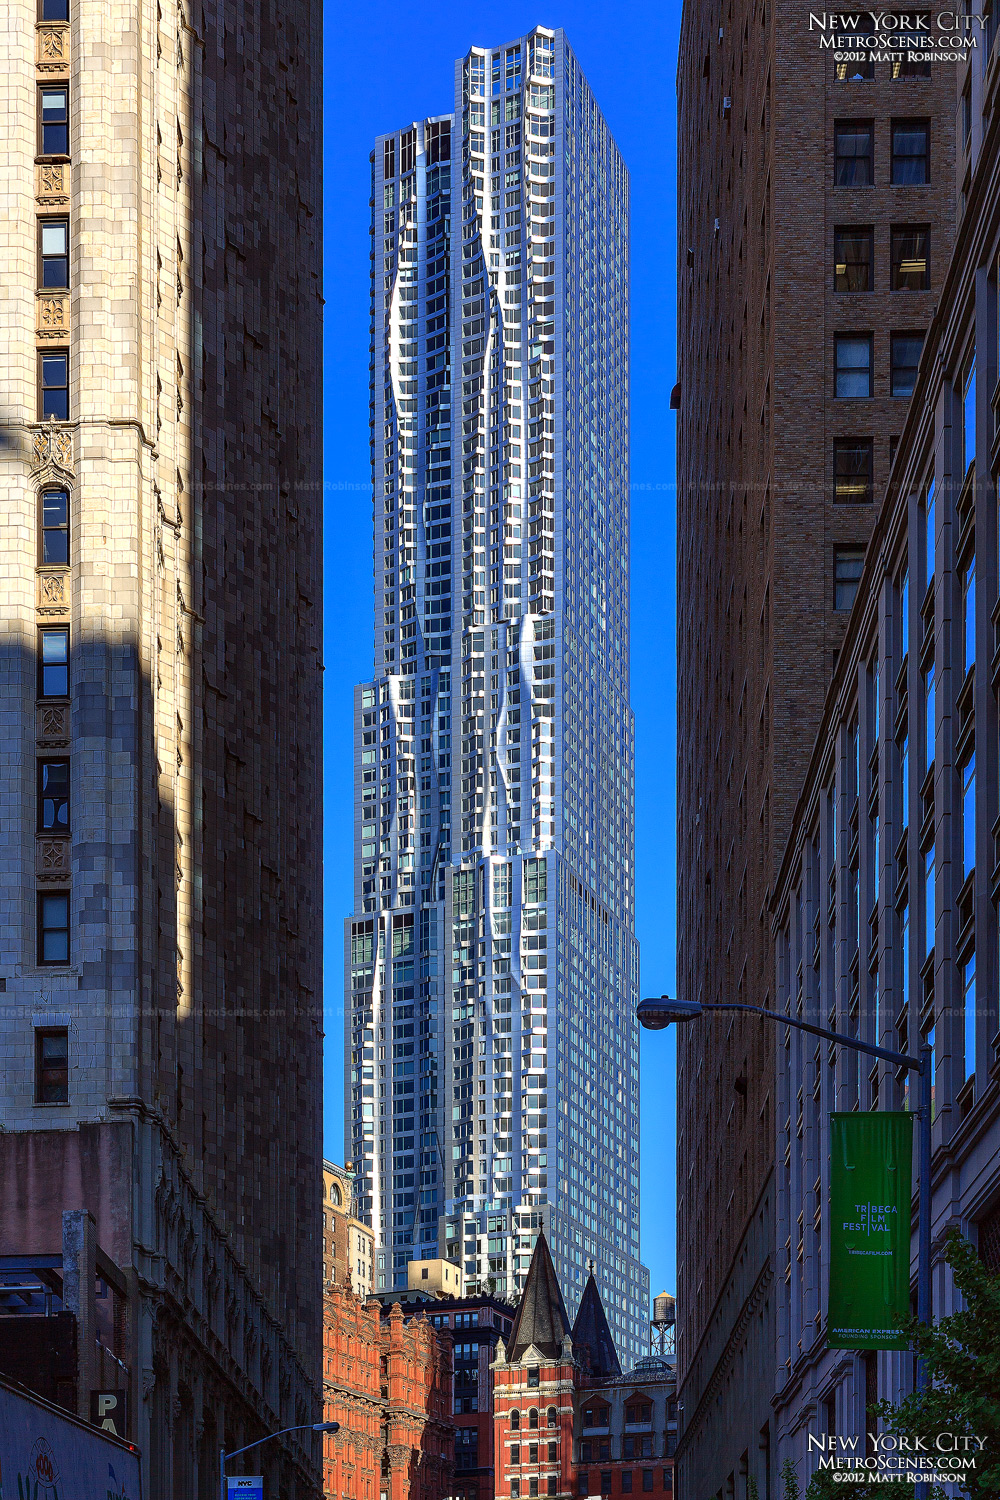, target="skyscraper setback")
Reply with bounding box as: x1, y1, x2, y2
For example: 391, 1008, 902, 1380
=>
346, 29, 648, 1362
